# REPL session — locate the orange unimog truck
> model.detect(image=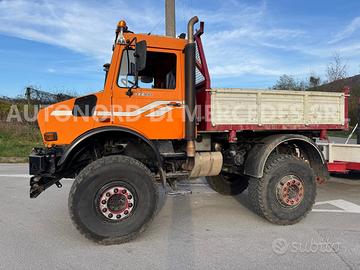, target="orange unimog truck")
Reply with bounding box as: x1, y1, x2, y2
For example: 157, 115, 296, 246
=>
29, 17, 349, 244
